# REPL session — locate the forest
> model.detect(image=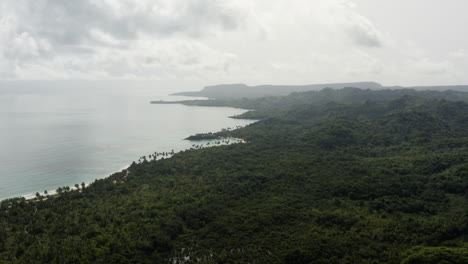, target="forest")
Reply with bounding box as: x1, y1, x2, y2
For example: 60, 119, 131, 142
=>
171, 82, 383, 98
1, 88, 468, 263
171, 82, 468, 99
152, 87, 468, 119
